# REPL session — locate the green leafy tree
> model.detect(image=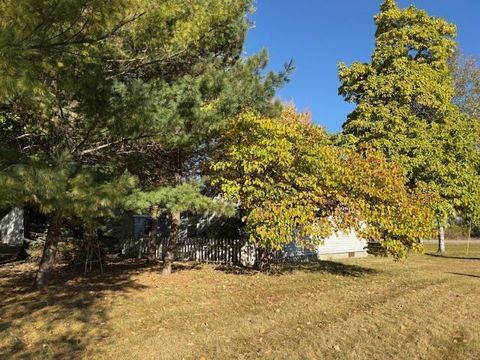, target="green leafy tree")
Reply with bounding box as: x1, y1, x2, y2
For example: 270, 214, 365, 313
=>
338, 0, 479, 253
210, 106, 434, 265
123, 57, 289, 271
0, 154, 136, 287
0, 0, 146, 287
